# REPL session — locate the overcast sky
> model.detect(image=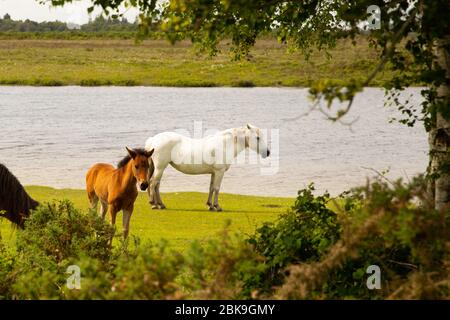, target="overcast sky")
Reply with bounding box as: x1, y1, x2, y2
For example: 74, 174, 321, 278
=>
0, 0, 139, 24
